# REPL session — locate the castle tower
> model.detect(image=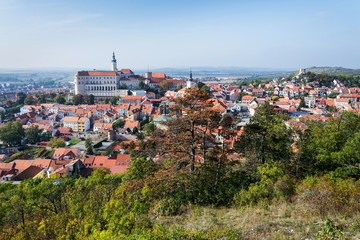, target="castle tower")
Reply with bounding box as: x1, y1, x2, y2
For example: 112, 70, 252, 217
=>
112, 52, 118, 71
187, 69, 195, 88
